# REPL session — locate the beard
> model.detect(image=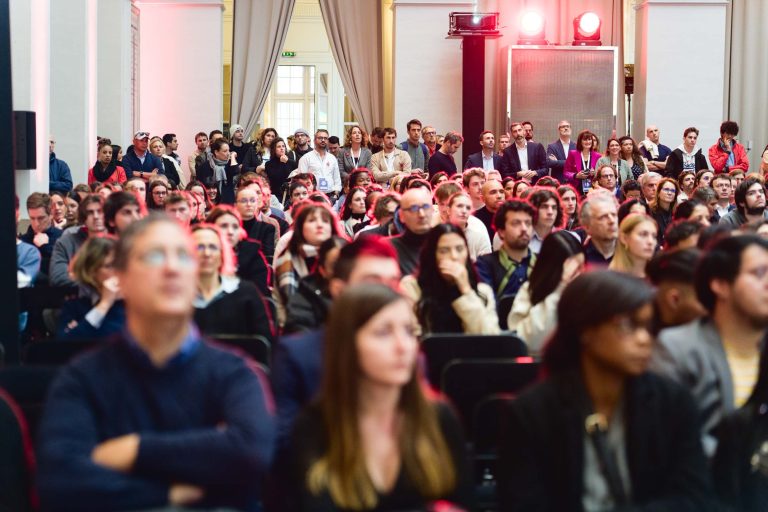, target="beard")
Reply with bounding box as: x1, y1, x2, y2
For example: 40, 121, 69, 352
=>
747, 205, 765, 216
